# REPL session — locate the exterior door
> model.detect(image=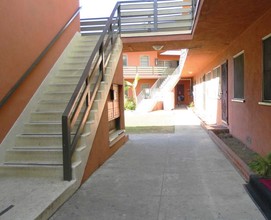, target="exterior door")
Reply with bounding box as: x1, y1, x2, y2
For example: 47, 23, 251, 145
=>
177, 84, 185, 105
221, 61, 228, 124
